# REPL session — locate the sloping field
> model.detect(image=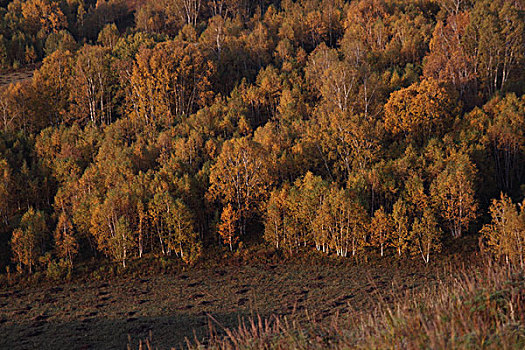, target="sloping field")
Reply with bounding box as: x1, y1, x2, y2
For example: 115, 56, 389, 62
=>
0, 65, 38, 87
0, 259, 442, 350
